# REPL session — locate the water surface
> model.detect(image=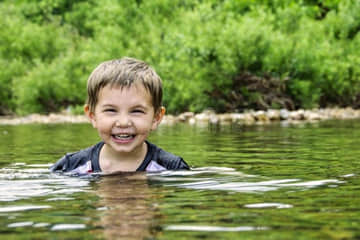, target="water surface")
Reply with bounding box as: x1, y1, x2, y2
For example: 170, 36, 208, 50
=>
0, 120, 359, 239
